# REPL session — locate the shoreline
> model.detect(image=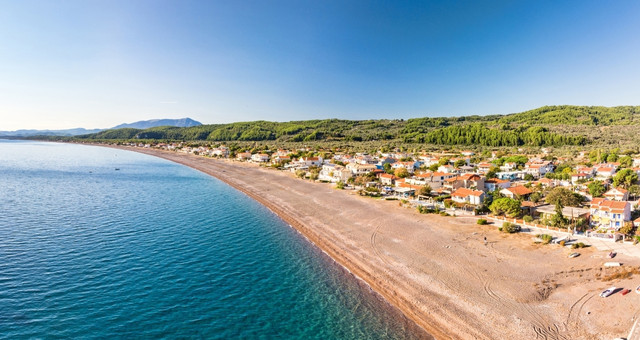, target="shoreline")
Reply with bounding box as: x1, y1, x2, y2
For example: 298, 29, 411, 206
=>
100, 144, 640, 340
